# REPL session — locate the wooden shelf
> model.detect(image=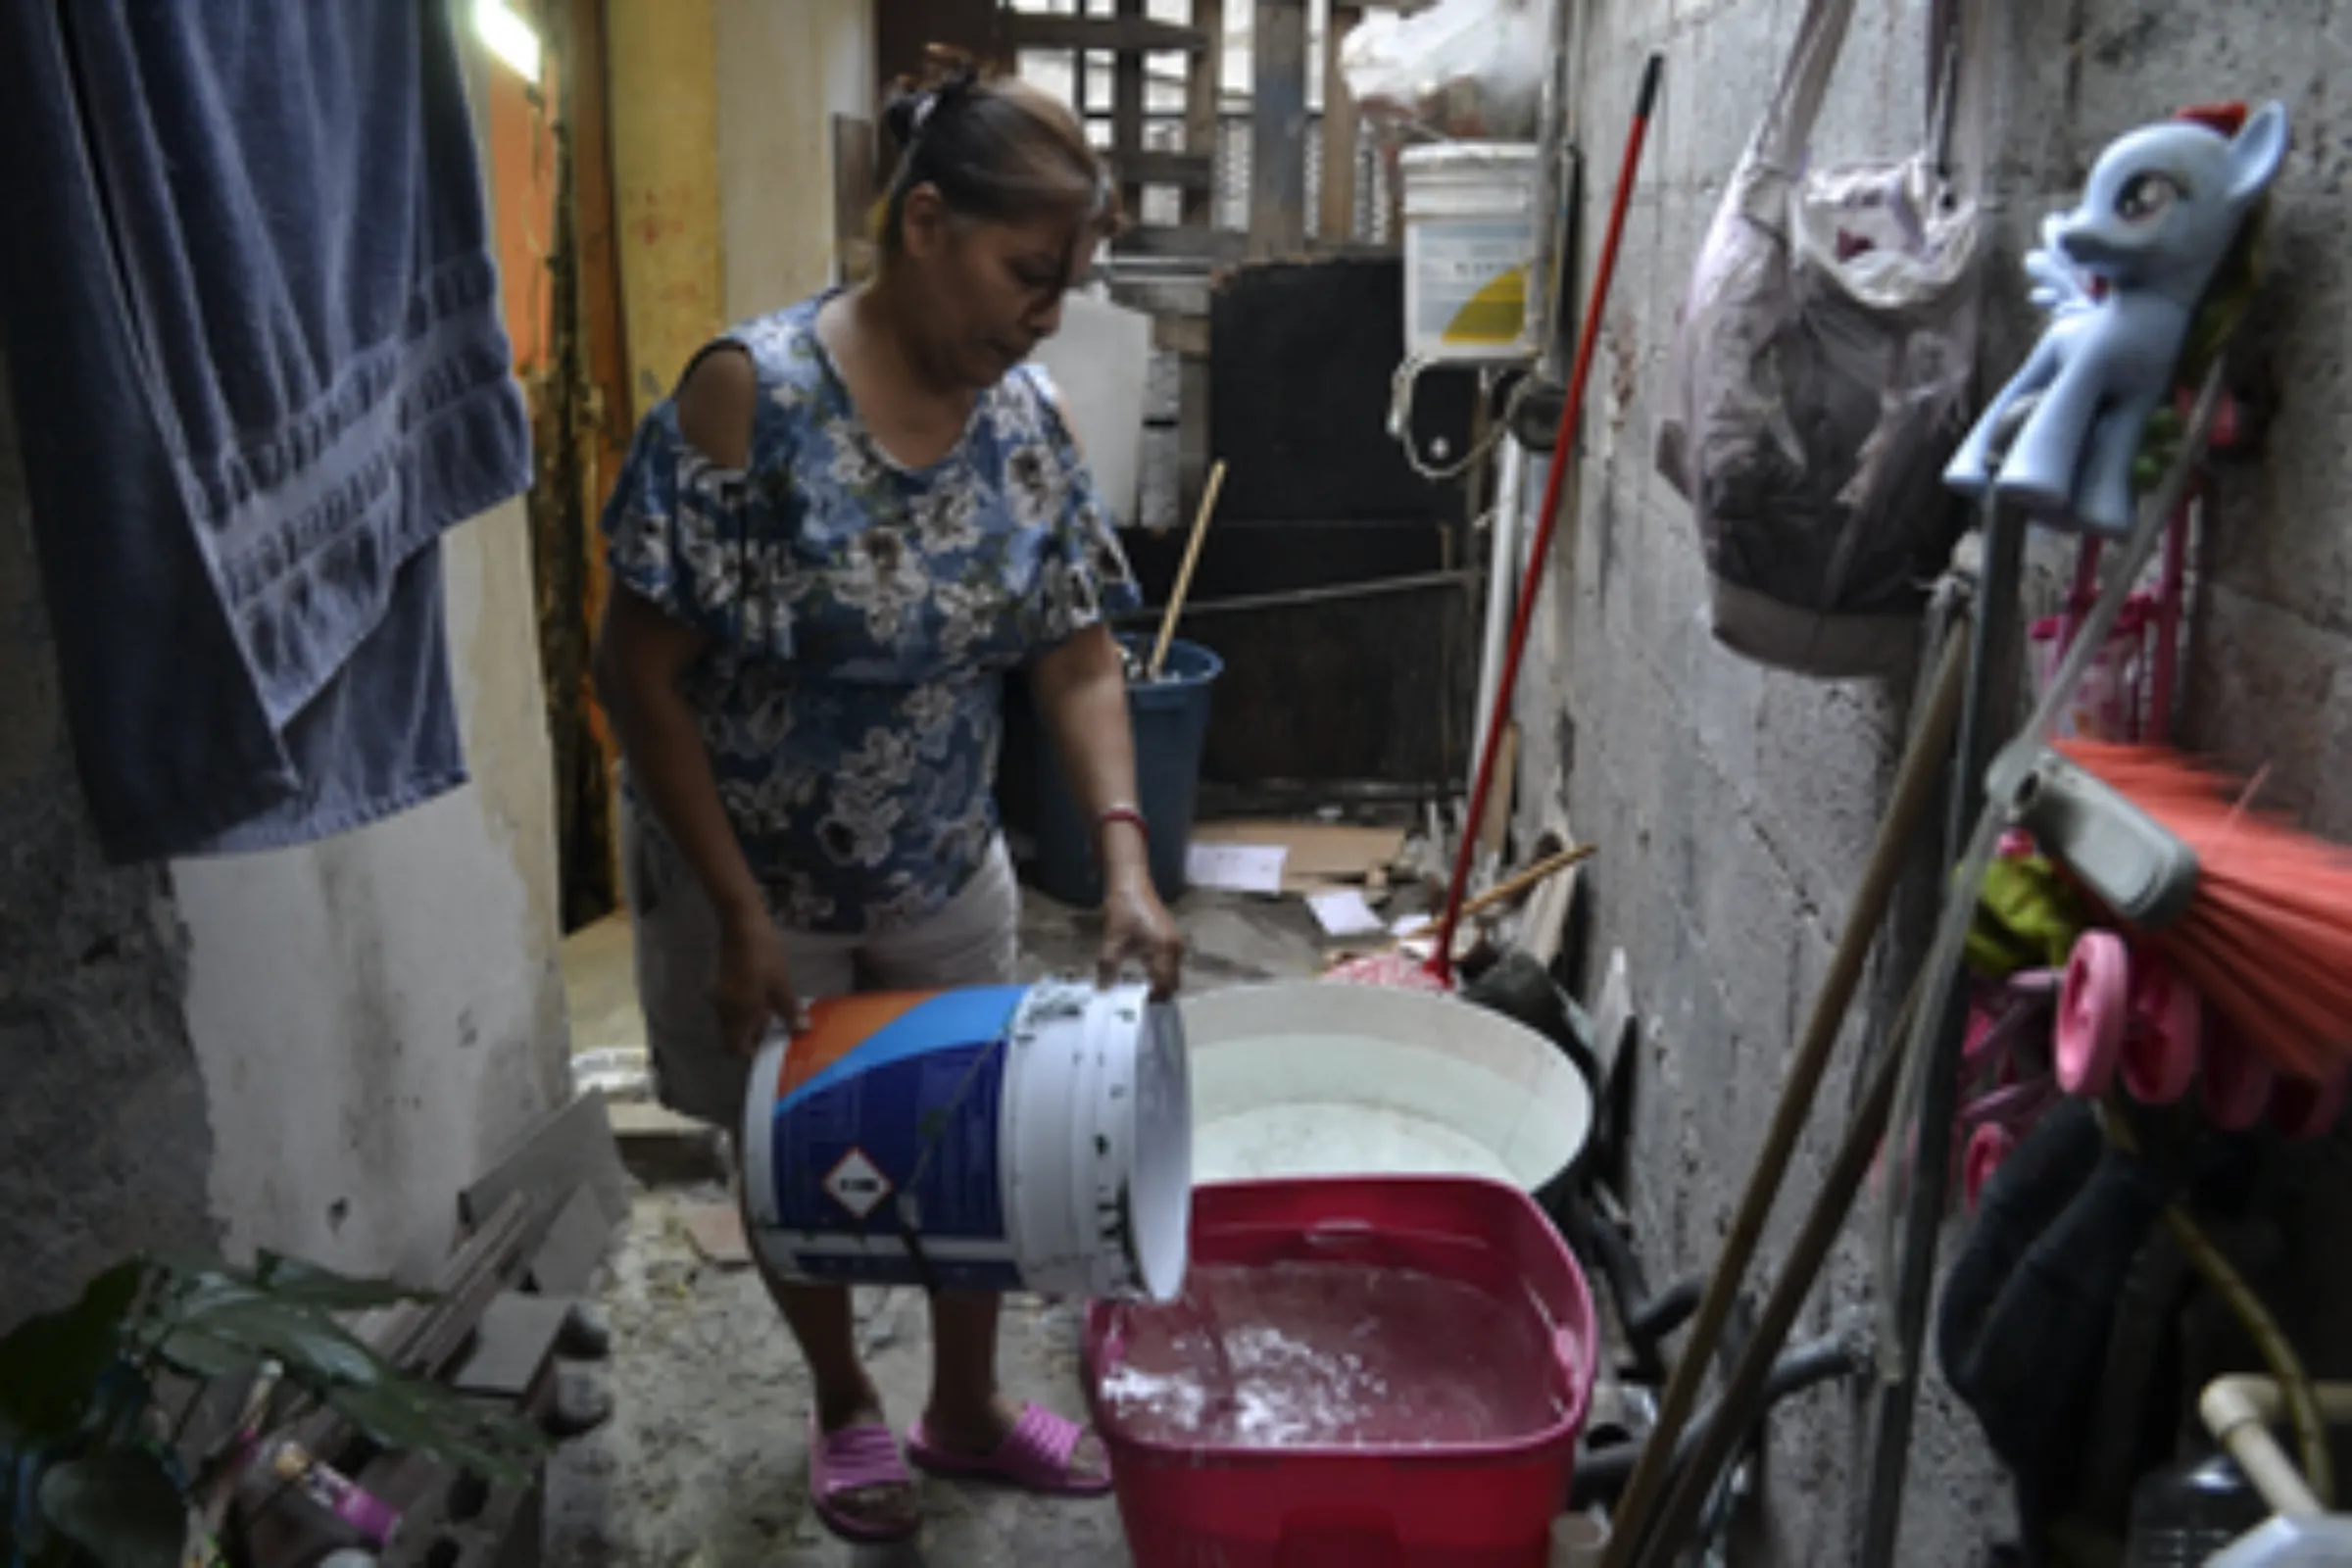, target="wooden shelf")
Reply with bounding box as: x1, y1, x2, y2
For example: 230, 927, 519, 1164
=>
1003, 14, 1208, 52
1112, 149, 1214, 188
